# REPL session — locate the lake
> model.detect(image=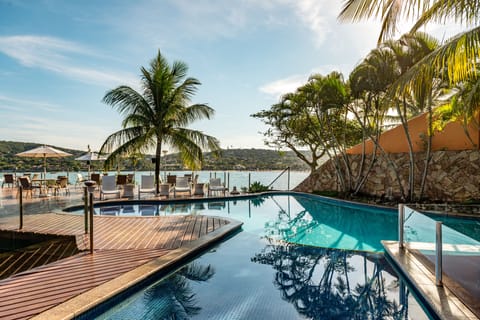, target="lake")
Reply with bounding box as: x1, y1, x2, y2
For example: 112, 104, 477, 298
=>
11, 170, 309, 191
